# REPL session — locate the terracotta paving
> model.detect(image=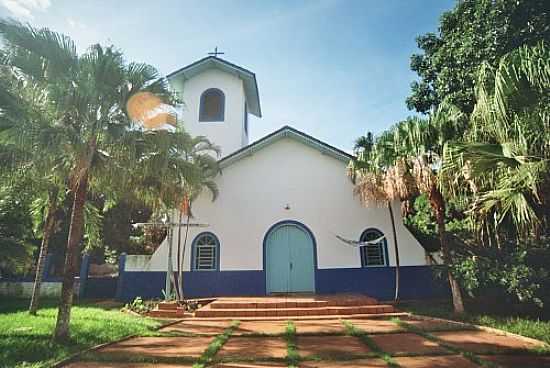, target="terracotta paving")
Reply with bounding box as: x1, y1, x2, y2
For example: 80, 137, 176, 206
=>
299, 358, 387, 367
64, 364, 193, 368
401, 317, 472, 331
213, 363, 287, 368
345, 318, 404, 333
159, 320, 230, 335
393, 355, 479, 368
217, 336, 288, 359
293, 319, 347, 334
97, 336, 213, 358
432, 330, 544, 353
233, 320, 289, 335
62, 307, 550, 368
370, 332, 449, 355
479, 354, 550, 367
296, 335, 371, 358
